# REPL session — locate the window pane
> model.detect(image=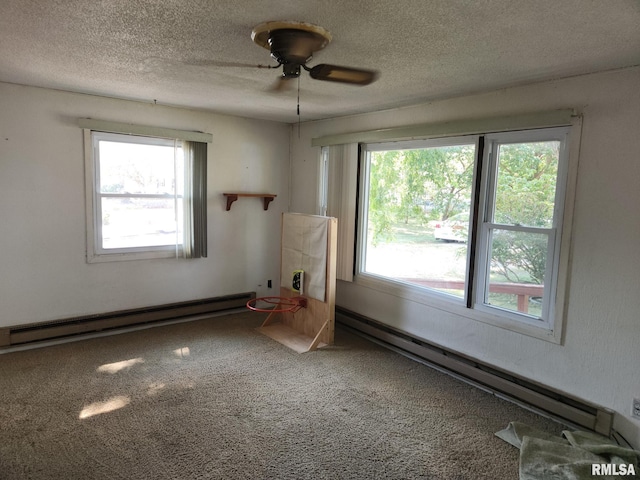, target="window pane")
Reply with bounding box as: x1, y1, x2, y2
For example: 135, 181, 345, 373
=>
486, 229, 548, 317
494, 141, 560, 228
98, 141, 180, 195
364, 144, 475, 297
101, 197, 181, 249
